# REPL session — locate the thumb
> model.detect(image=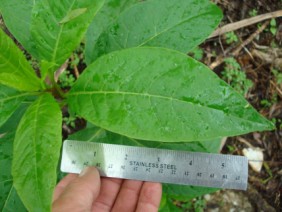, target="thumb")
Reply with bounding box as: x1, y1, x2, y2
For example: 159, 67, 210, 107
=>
53, 167, 101, 212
